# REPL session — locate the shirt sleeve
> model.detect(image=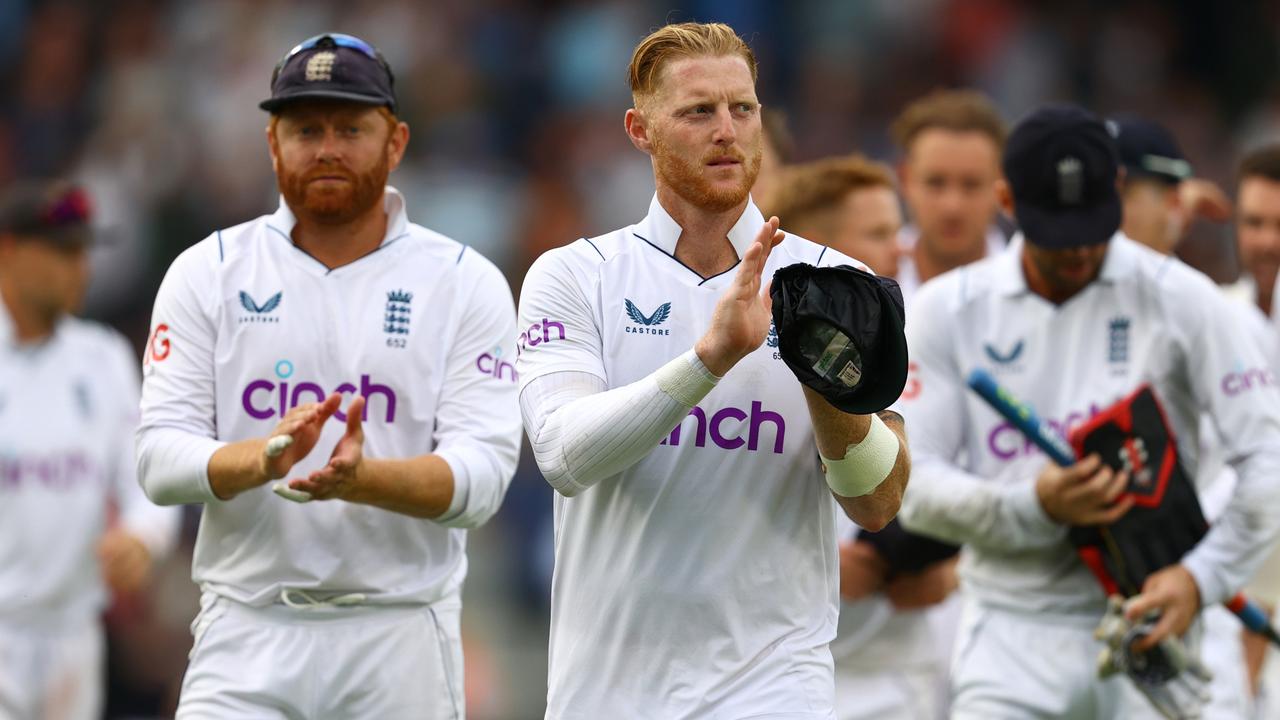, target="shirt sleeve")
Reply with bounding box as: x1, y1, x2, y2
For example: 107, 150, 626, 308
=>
135, 241, 226, 506
1175, 272, 1280, 606
104, 332, 179, 559
515, 246, 606, 390
430, 255, 522, 529
895, 279, 1065, 550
